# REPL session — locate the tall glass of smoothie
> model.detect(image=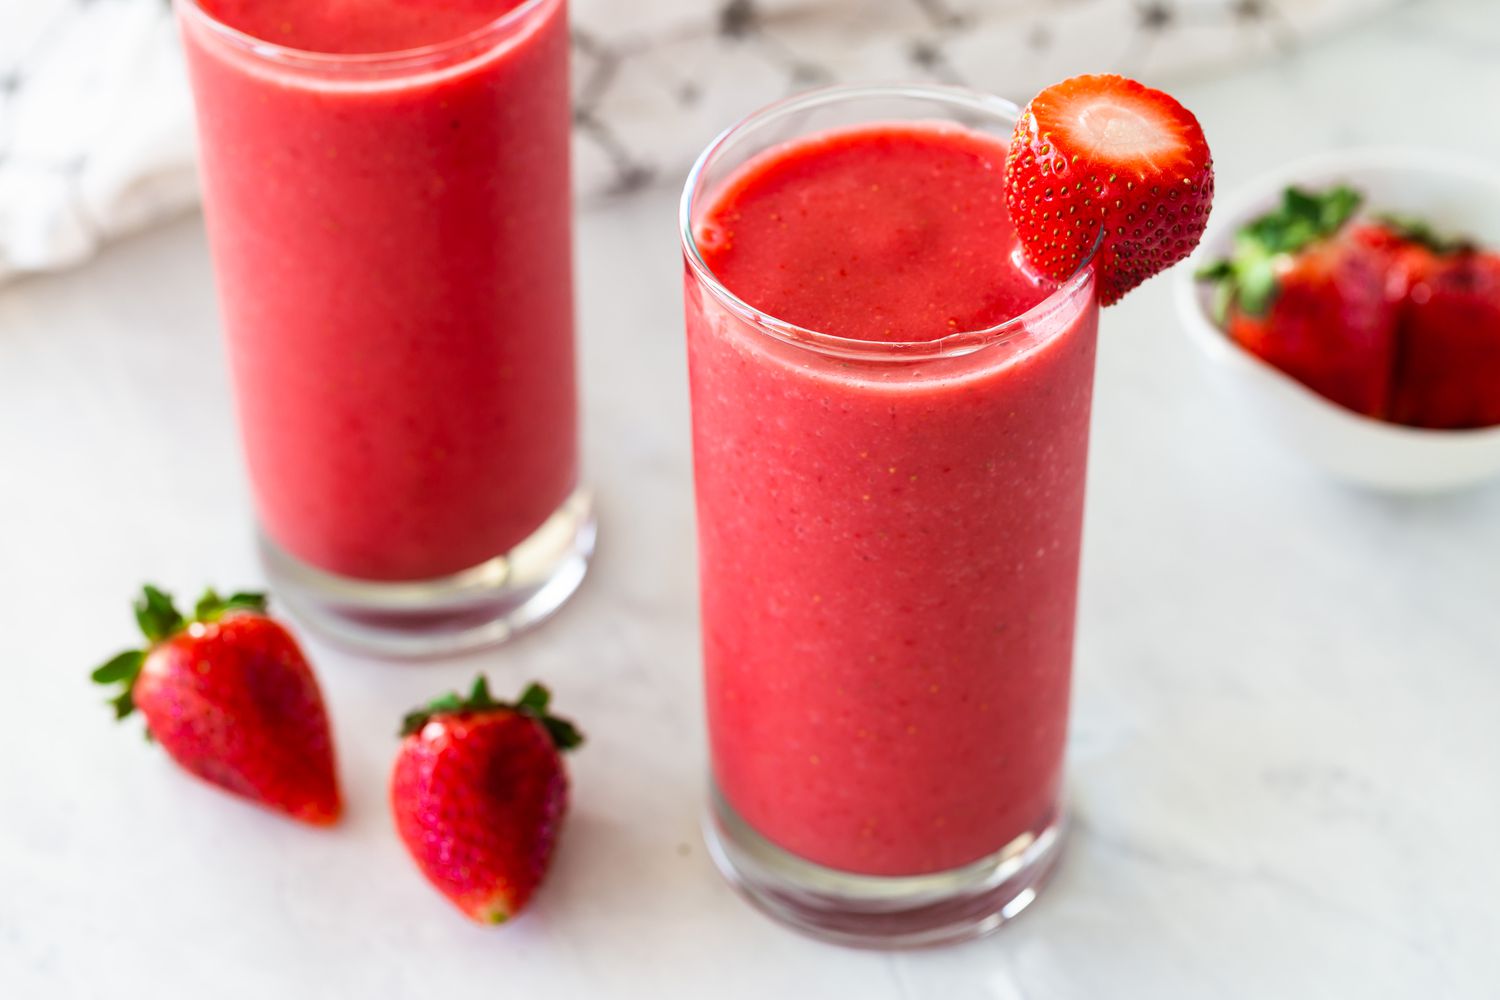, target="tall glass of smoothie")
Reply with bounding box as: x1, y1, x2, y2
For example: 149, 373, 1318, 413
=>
177, 0, 592, 655
681, 85, 1100, 946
